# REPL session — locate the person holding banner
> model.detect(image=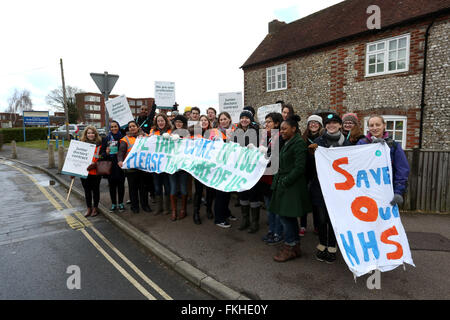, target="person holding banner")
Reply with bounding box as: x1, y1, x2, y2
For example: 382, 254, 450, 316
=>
281, 103, 295, 121
356, 114, 410, 207
207, 107, 218, 128
270, 115, 310, 262
79, 126, 103, 218
308, 113, 351, 263
118, 120, 151, 214
261, 112, 284, 244
300, 115, 324, 236
190, 115, 216, 225
168, 114, 190, 221
149, 114, 173, 215
210, 112, 237, 228
342, 113, 365, 145
100, 120, 126, 213
233, 109, 263, 233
